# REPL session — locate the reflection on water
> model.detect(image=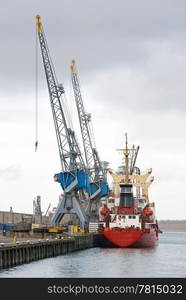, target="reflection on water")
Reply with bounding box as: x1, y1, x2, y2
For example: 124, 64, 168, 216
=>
0, 232, 186, 278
